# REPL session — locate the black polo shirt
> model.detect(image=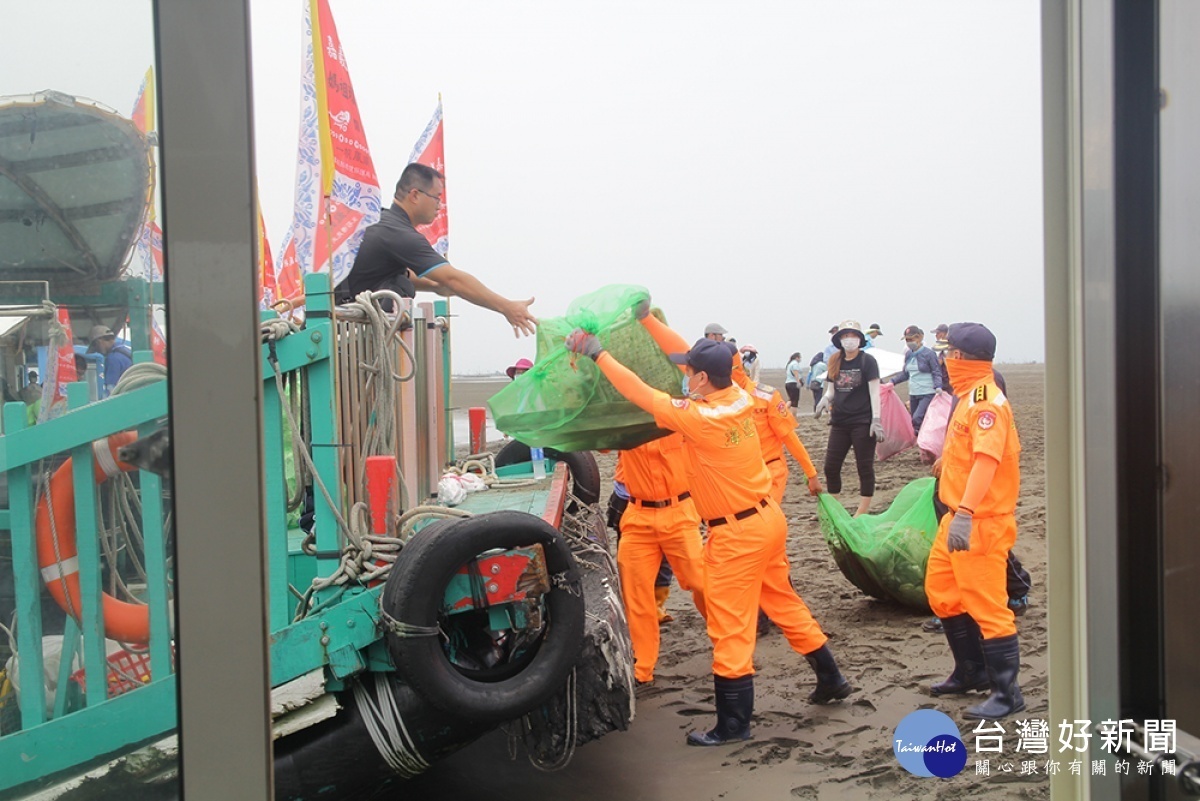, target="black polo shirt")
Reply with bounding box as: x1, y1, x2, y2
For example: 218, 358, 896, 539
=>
335, 206, 448, 302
